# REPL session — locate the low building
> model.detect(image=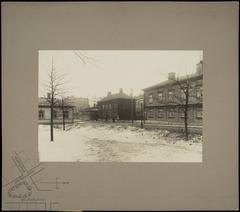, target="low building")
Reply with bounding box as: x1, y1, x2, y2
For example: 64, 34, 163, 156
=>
38, 97, 74, 124
142, 60, 203, 125
68, 96, 89, 120
97, 89, 135, 121
81, 106, 99, 121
